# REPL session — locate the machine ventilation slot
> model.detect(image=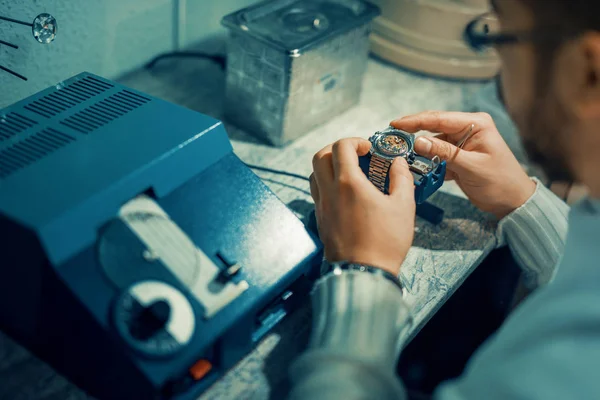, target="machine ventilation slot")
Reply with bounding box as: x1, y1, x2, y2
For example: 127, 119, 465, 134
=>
59, 90, 151, 134
0, 112, 37, 141
0, 128, 76, 179
23, 76, 114, 118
